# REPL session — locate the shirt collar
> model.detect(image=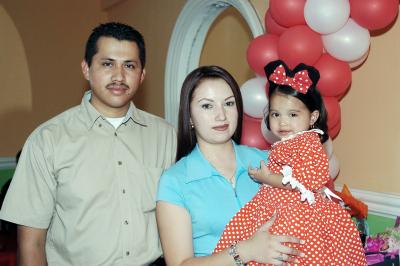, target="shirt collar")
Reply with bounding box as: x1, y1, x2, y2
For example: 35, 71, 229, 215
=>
185, 141, 247, 183
80, 90, 148, 129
